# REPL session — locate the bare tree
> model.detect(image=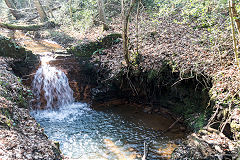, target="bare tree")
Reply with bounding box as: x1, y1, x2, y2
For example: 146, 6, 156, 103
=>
230, 0, 240, 36
69, 0, 74, 28
122, 0, 137, 66
97, 0, 109, 30
121, 0, 124, 16
4, 0, 22, 20
34, 0, 48, 22
229, 0, 239, 66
